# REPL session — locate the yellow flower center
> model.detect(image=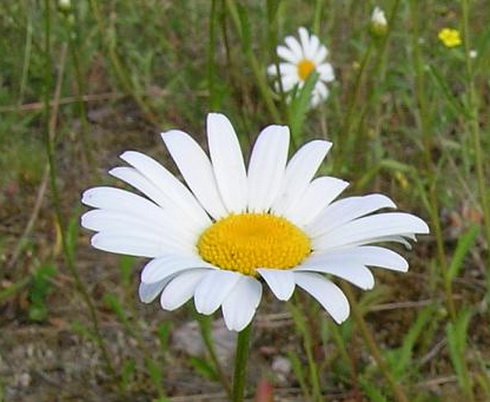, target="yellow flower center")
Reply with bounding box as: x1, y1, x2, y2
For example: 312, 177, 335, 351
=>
438, 28, 462, 48
197, 213, 311, 276
297, 59, 316, 81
